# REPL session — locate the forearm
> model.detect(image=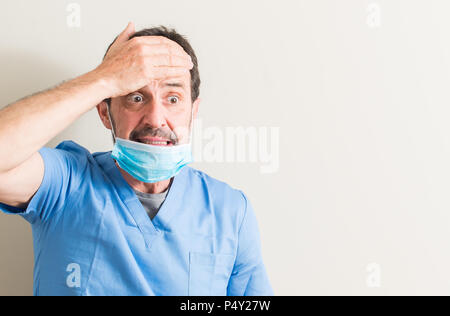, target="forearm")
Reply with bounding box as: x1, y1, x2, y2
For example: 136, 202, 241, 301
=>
0, 69, 111, 173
